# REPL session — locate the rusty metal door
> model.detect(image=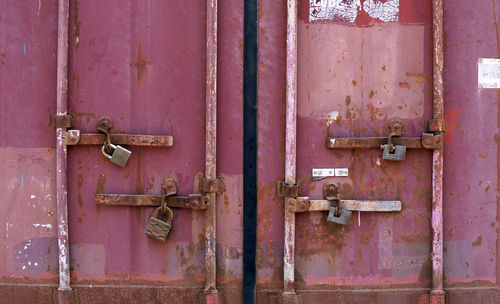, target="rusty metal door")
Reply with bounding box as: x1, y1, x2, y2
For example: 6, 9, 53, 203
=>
57, 1, 243, 303
2, 0, 500, 303
256, 0, 446, 303
0, 0, 243, 303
